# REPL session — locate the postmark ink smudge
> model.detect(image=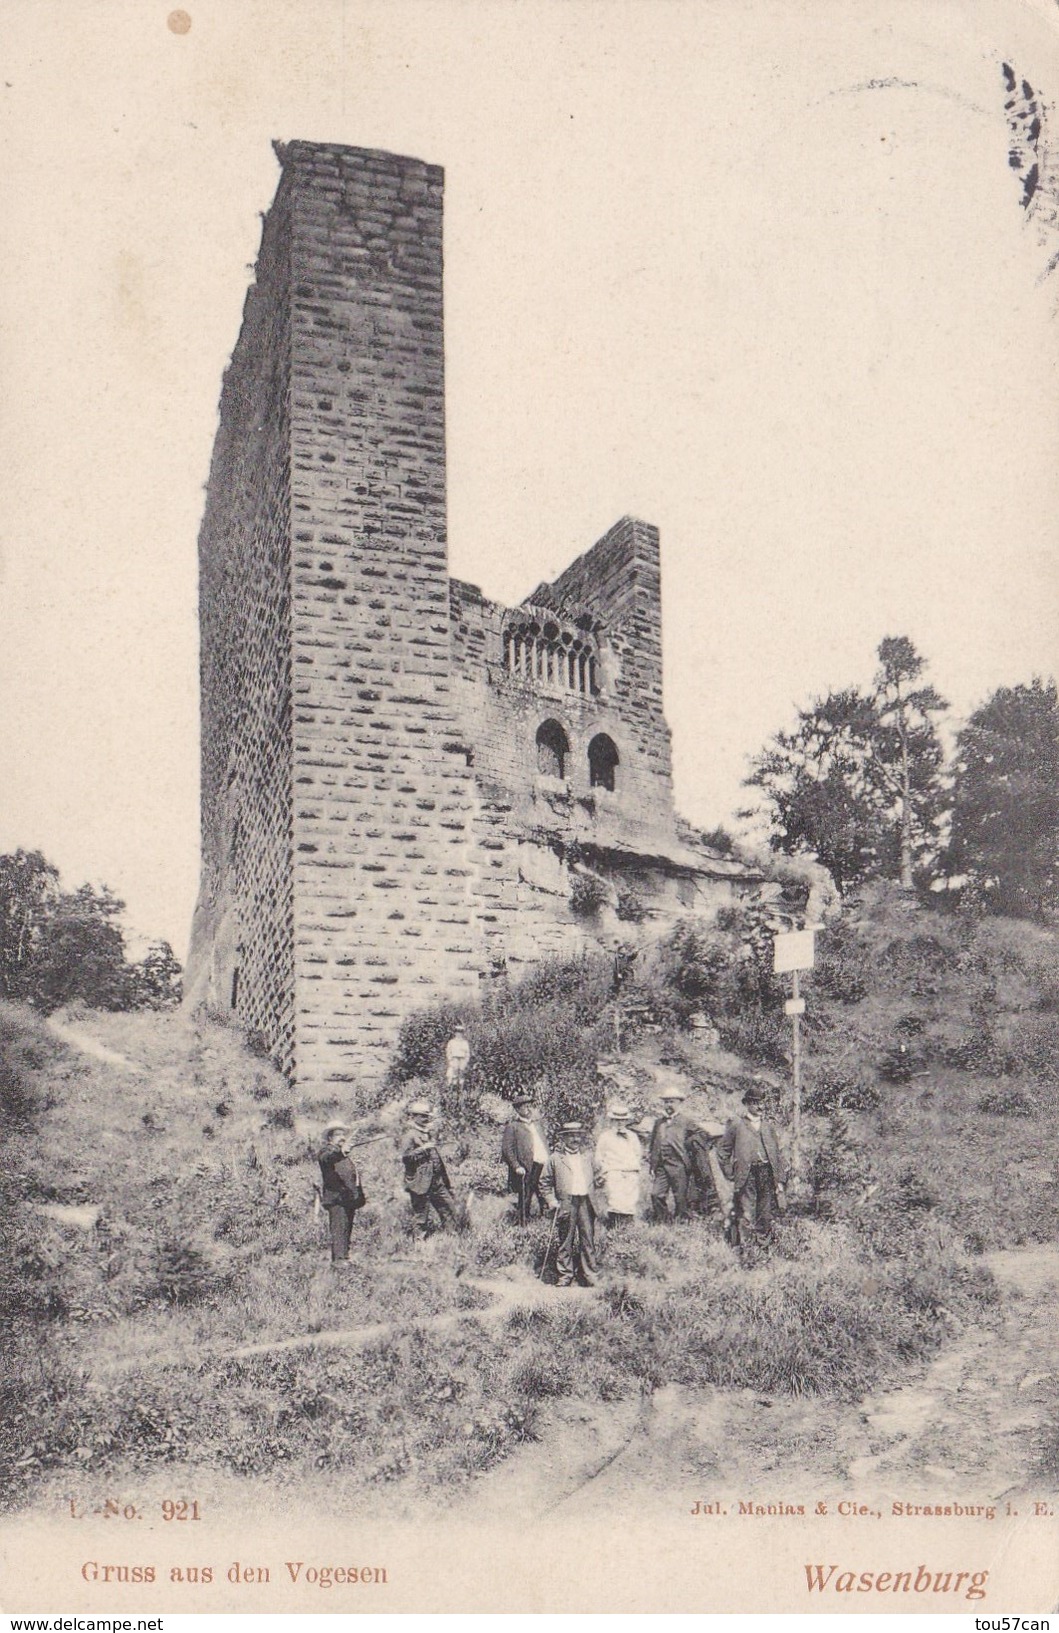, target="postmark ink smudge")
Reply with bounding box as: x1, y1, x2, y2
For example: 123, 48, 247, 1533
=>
1001, 60, 1059, 285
